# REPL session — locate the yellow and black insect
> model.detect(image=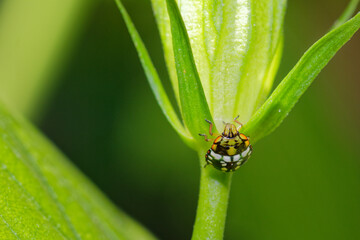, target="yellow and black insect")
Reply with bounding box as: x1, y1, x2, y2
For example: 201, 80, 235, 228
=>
199, 116, 253, 172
